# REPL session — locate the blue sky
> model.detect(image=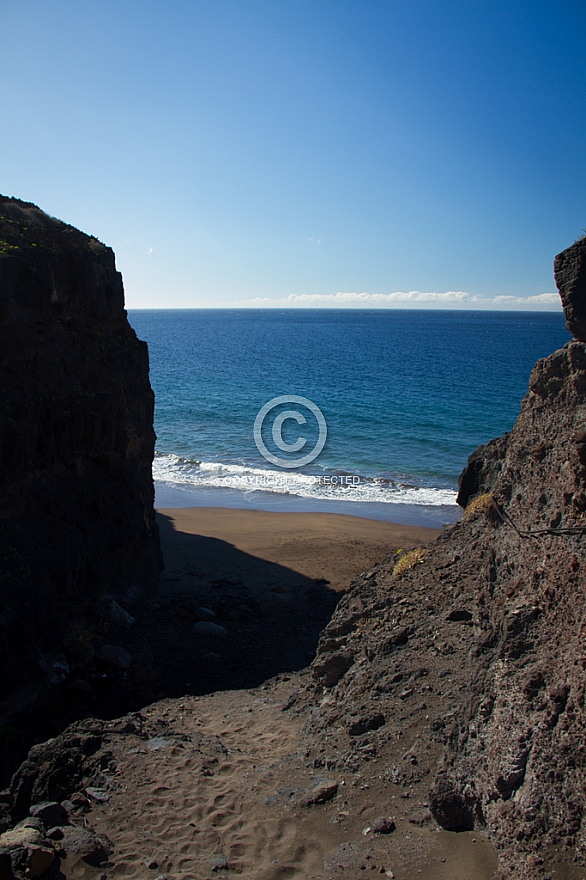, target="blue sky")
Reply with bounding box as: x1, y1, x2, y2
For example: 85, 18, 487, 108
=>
2, 0, 585, 309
